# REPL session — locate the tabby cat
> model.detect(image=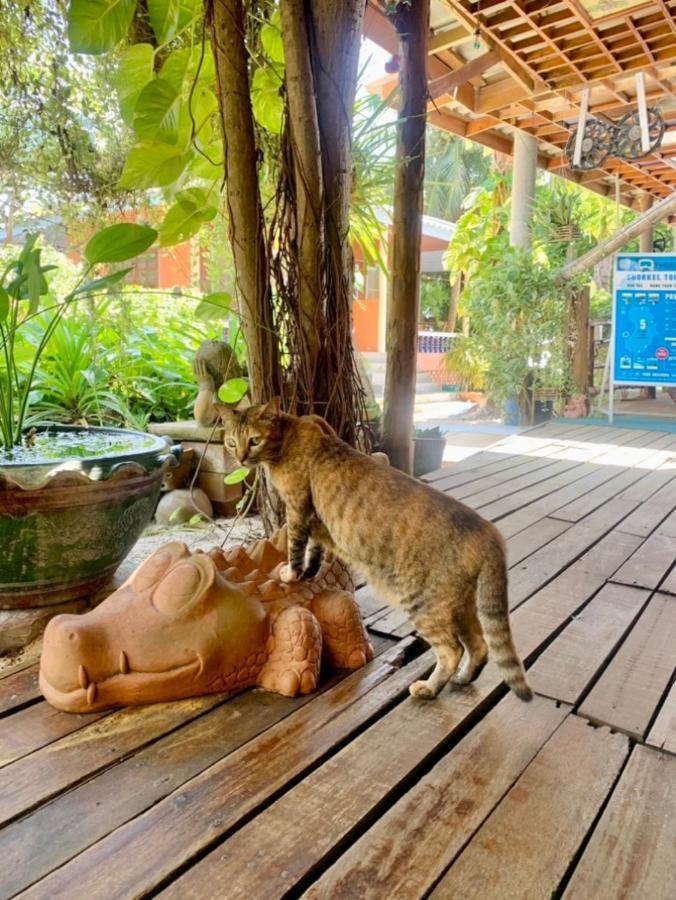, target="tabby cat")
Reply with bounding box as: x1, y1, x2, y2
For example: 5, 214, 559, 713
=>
215, 399, 532, 702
